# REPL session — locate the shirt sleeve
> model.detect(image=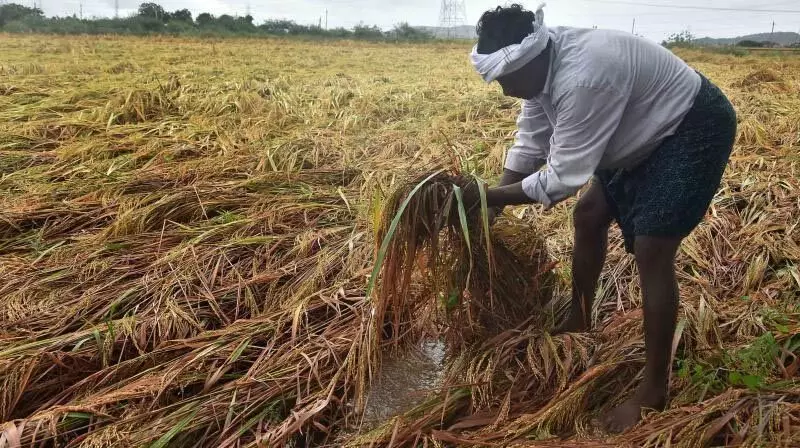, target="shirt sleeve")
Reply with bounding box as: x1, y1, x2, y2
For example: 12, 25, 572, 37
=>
504, 100, 553, 174
521, 85, 628, 208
